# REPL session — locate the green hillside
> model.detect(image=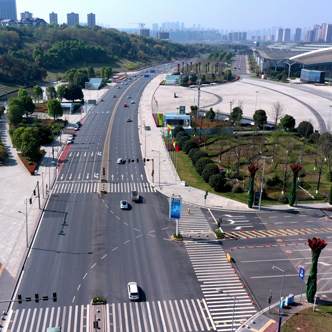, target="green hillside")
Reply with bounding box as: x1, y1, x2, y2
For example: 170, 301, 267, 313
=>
0, 24, 220, 84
